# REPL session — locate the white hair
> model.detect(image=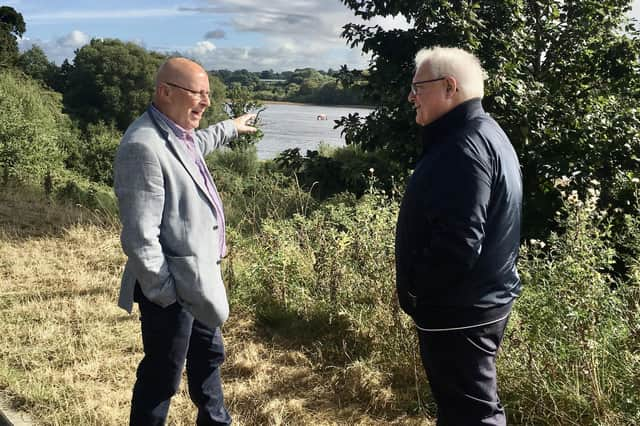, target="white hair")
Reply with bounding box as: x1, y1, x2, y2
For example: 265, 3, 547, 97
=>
415, 46, 486, 100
